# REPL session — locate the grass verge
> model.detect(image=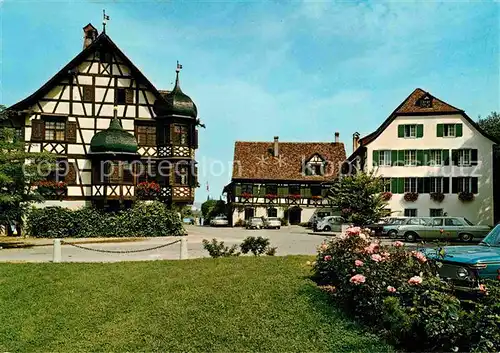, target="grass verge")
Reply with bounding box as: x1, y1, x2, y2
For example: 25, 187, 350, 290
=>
0, 256, 392, 352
